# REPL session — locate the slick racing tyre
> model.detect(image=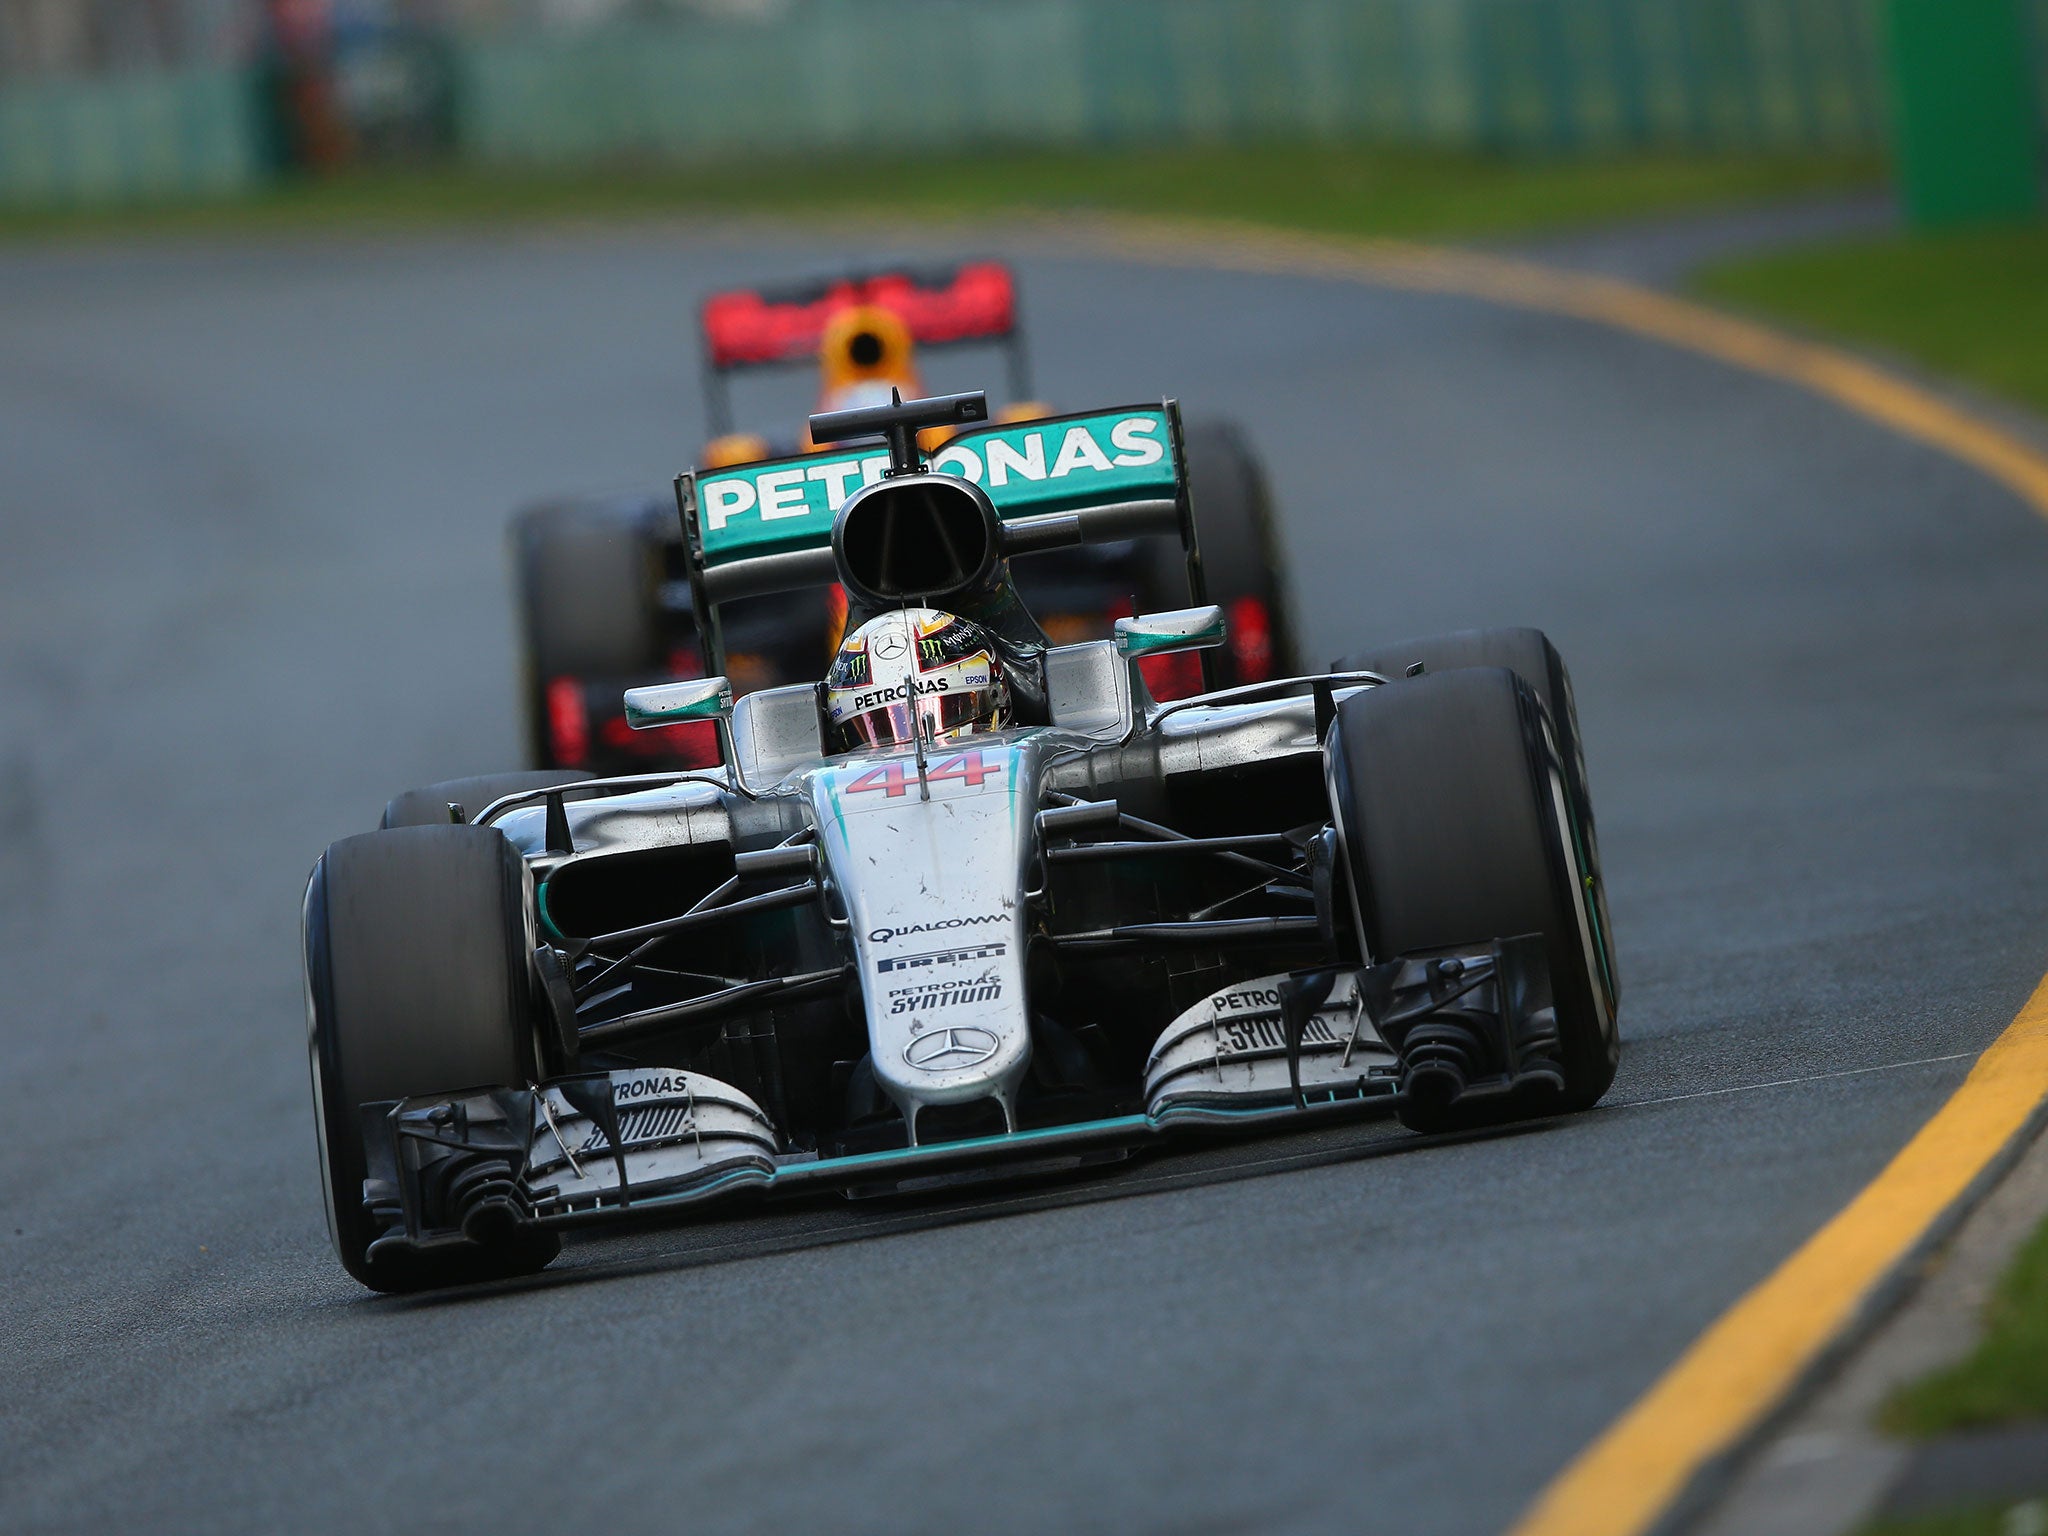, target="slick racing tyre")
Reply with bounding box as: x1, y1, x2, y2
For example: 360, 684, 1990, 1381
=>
381, 770, 594, 830
1333, 627, 1616, 1009
1329, 667, 1618, 1132
1154, 420, 1299, 684
304, 825, 560, 1292
513, 501, 663, 768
